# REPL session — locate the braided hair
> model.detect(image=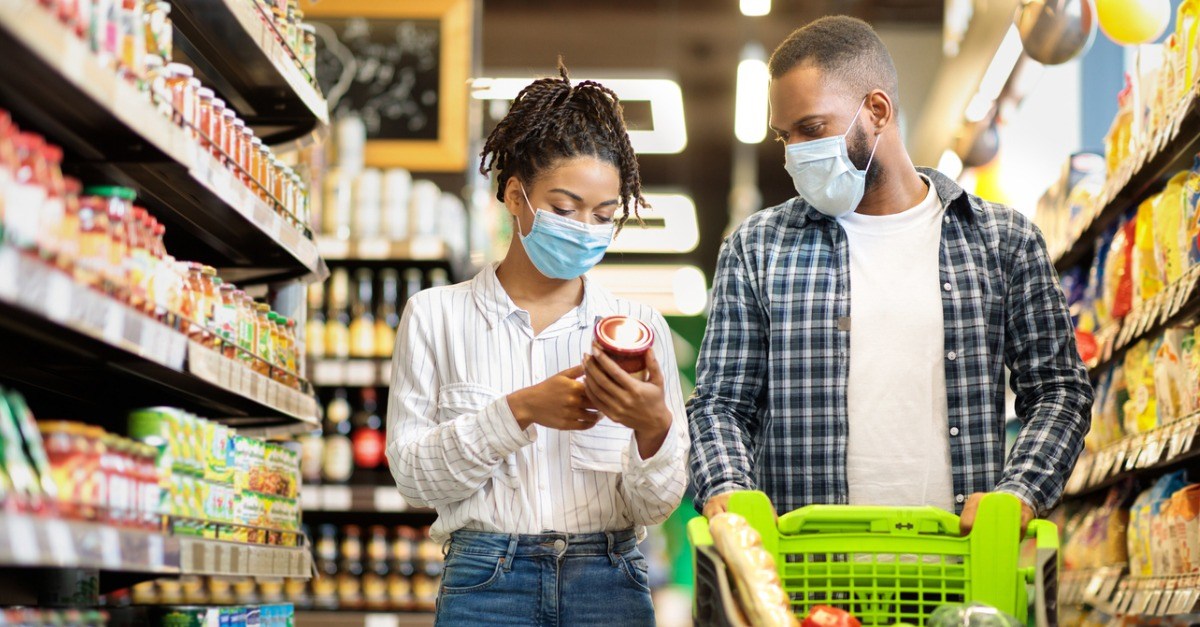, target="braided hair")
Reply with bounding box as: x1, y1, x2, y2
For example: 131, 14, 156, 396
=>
480, 60, 646, 226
